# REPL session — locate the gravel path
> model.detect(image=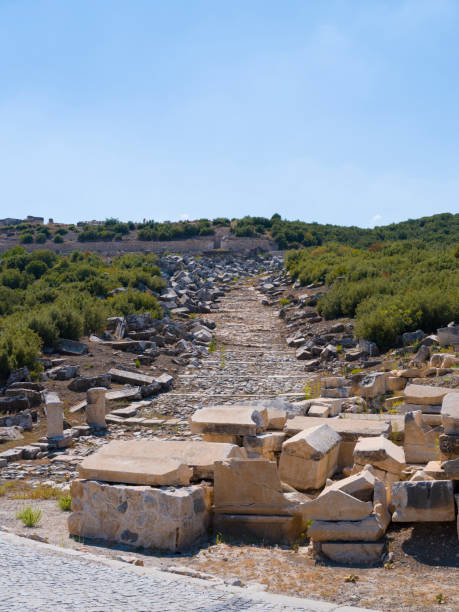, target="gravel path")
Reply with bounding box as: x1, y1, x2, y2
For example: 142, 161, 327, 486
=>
0, 533, 378, 612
